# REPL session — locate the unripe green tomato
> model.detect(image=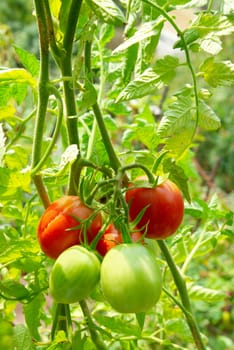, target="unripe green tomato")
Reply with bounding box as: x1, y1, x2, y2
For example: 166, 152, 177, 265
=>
49, 246, 100, 304
100, 243, 162, 313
